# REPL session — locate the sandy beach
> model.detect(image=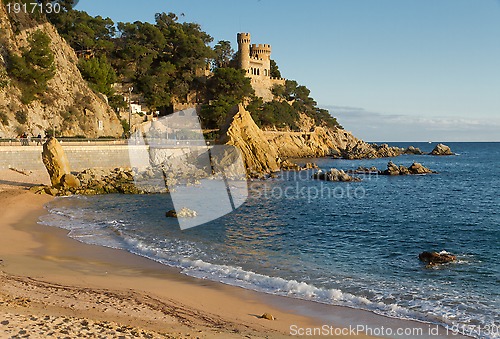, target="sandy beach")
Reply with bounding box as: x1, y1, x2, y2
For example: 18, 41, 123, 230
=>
0, 169, 472, 339
0, 169, 379, 338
